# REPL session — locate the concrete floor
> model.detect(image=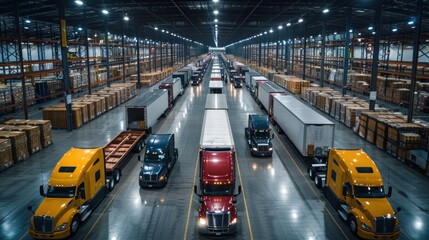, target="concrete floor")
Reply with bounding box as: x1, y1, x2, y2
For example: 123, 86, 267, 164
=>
0, 62, 428, 240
